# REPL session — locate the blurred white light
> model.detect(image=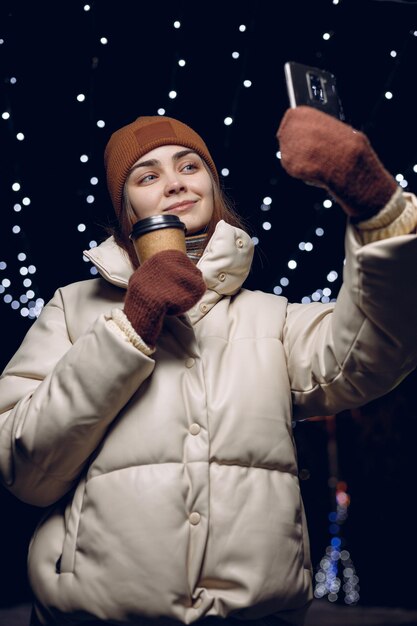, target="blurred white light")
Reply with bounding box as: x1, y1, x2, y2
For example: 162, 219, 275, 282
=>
312, 292, 321, 301
77, 94, 86, 102
90, 177, 98, 185
157, 108, 166, 115
323, 32, 331, 40
2, 278, 11, 287
385, 91, 393, 100
16, 132, 24, 141
100, 37, 108, 45
12, 182, 21, 191
168, 90, 177, 99
11, 300, 20, 310
276, 151, 281, 159
23, 278, 32, 287
390, 50, 397, 57
302, 296, 311, 304
288, 260, 297, 269
0, 261, 6, 270
280, 277, 289, 286
83, 4, 91, 10
97, 120, 105, 128
89, 240, 97, 248
316, 227, 324, 236
221, 168, 230, 176
28, 265, 36, 274
12, 225, 21, 234
232, 51, 240, 59
173, 20, 181, 28
262, 221, 272, 230
10, 77, 17, 84
263, 196, 272, 205
323, 288, 332, 296
299, 242, 305, 250
19, 267, 28, 276
273, 286, 282, 295
260, 203, 270, 211
395, 173, 404, 181
332, 0, 340, 4
323, 199, 333, 208
243, 80, 252, 87
90, 266, 98, 275
13, 204, 22, 212
178, 59, 186, 67
224, 117, 233, 126
239, 24, 246, 32
2, 111, 10, 119
26, 290, 35, 298
80, 154, 89, 162
0, 39, 4, 45
327, 270, 338, 282
4, 295, 12, 303
400, 179, 408, 188
305, 242, 313, 251
21, 308, 29, 317
86, 195, 95, 203
78, 223, 87, 232
83, 255, 90, 263
22, 197, 30, 205
251, 236, 259, 245
413, 164, 417, 173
